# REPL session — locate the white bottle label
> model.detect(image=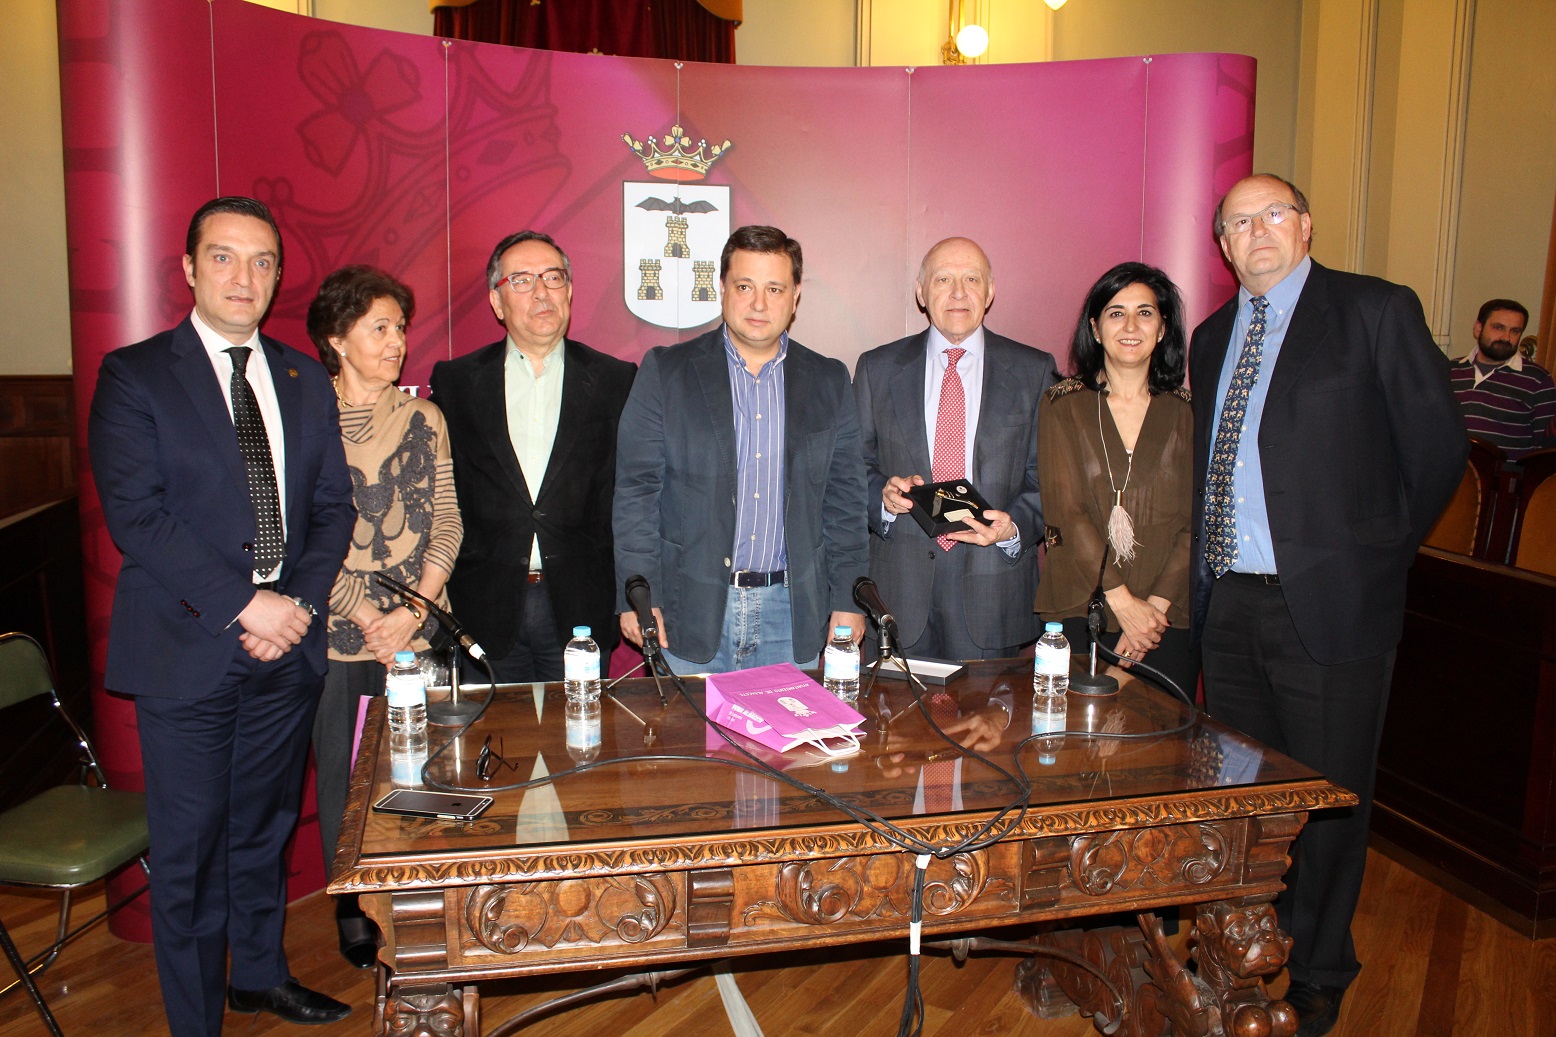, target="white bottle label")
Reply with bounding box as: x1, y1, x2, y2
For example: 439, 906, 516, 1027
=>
1034, 643, 1070, 676
386, 673, 426, 708
564, 647, 600, 682
824, 646, 859, 681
